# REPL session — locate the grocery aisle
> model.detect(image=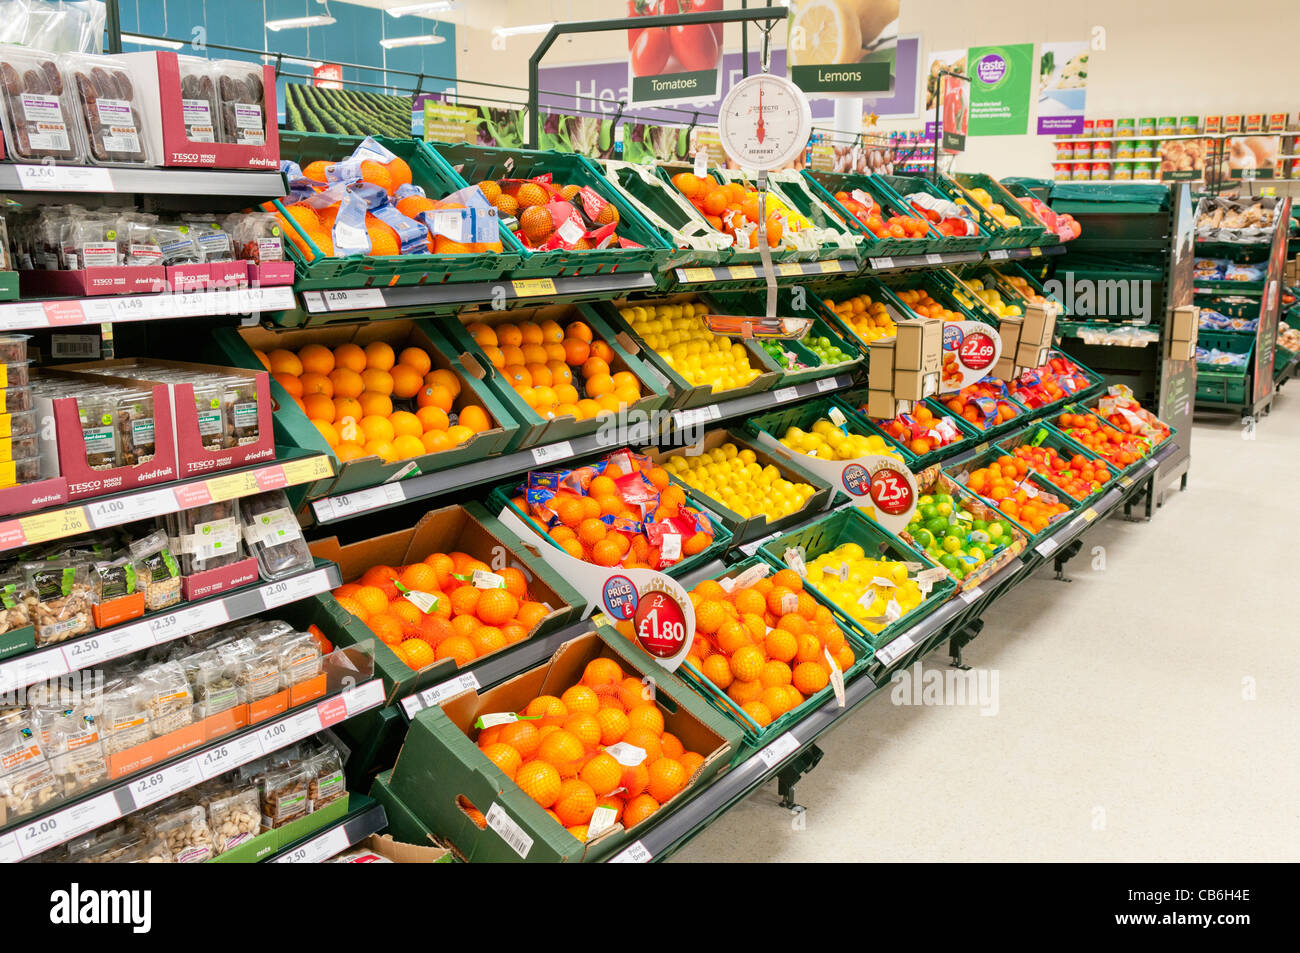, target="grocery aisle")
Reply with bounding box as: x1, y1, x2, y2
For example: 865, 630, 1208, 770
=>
675, 399, 1300, 862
